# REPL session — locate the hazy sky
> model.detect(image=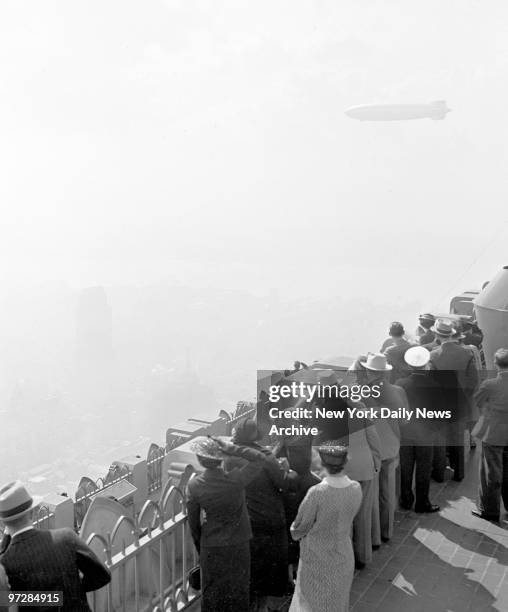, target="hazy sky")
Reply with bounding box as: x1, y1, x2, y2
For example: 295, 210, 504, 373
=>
1, 0, 508, 309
